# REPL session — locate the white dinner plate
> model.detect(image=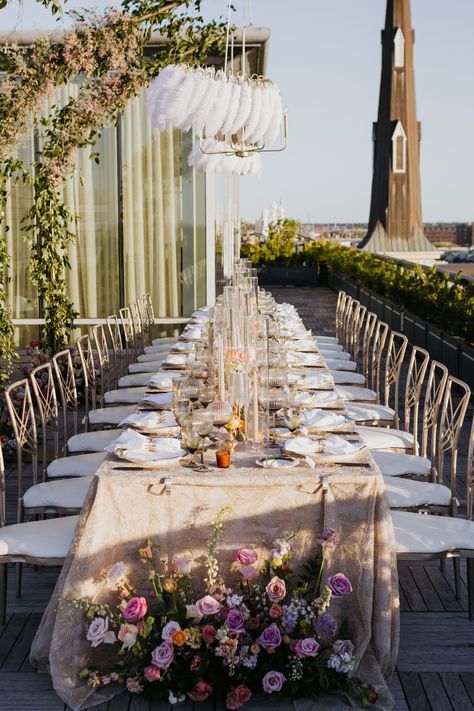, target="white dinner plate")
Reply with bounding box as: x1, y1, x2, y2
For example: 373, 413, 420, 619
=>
256, 456, 300, 469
